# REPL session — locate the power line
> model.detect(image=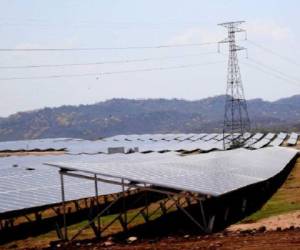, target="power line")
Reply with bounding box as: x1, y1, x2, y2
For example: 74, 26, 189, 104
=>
241, 60, 300, 87
218, 49, 300, 86
246, 40, 300, 67
0, 60, 225, 81
0, 41, 218, 52
0, 52, 218, 69
246, 57, 300, 83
